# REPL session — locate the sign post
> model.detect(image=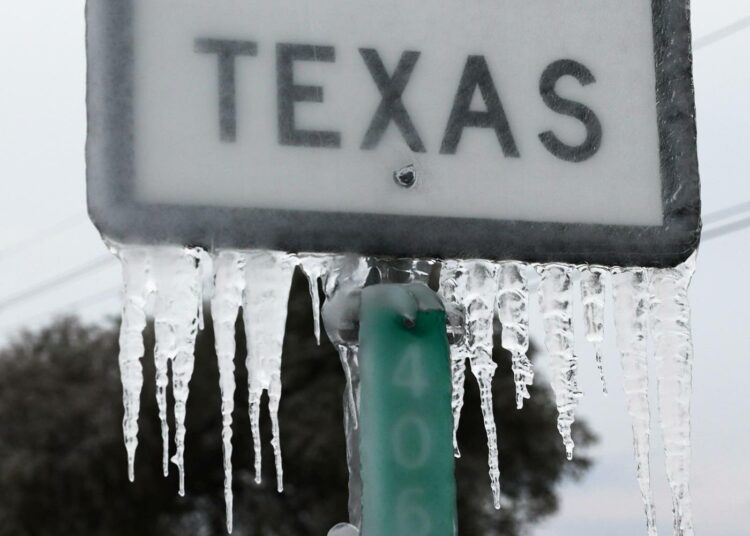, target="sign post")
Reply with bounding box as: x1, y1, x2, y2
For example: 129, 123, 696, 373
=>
358, 284, 456, 536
